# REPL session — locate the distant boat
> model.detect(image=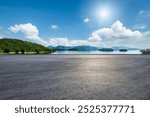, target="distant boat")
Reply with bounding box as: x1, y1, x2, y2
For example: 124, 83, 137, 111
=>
119, 49, 128, 52
99, 48, 114, 52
